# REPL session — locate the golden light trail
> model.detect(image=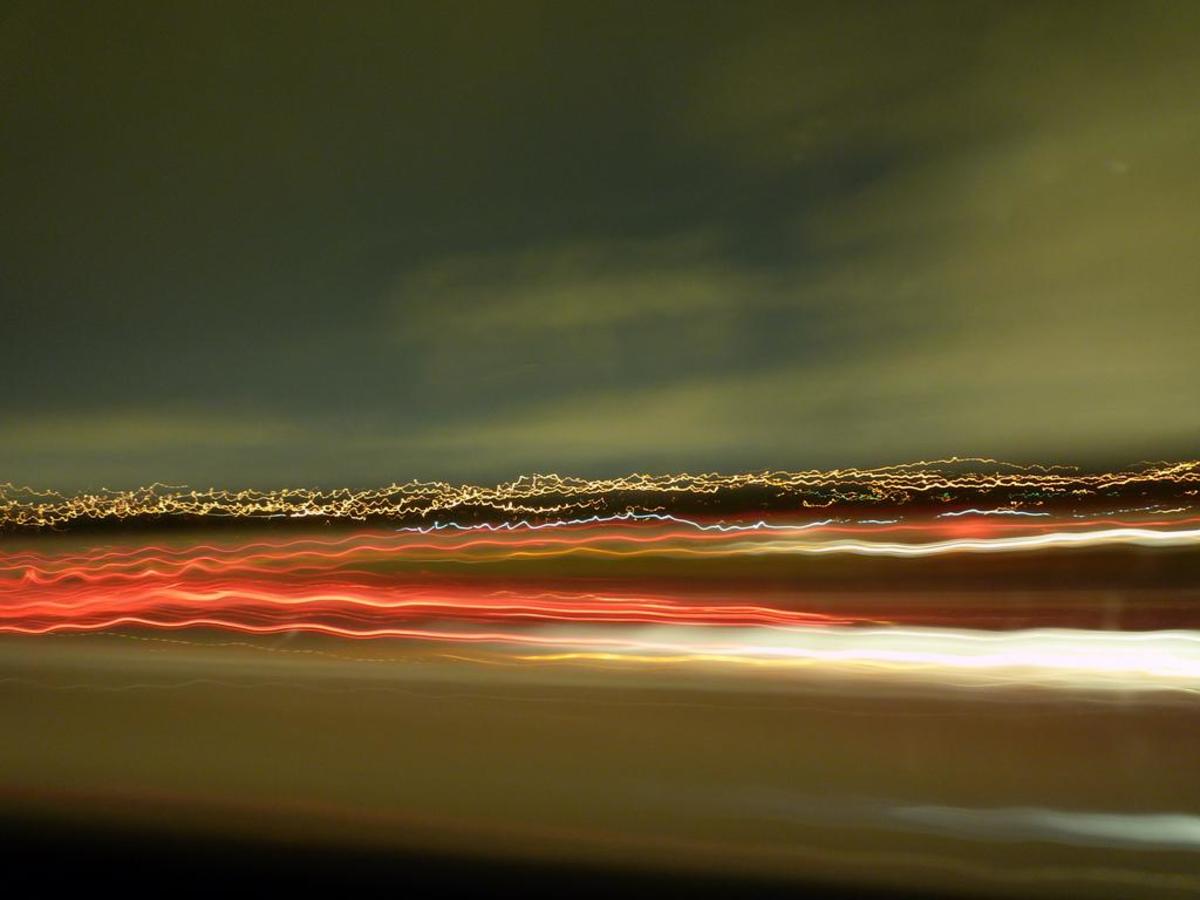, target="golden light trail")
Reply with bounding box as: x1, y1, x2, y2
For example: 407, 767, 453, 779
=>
3, 458, 1198, 529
